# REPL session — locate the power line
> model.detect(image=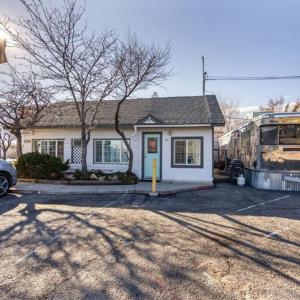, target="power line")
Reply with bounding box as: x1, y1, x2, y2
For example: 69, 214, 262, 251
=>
206, 75, 300, 81
201, 56, 300, 95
